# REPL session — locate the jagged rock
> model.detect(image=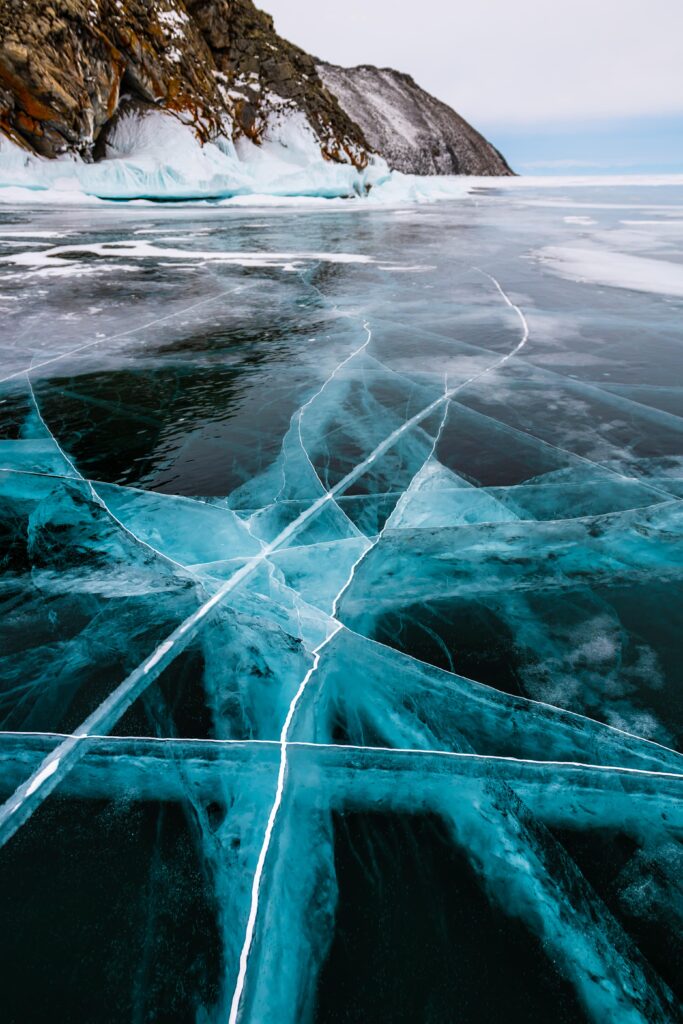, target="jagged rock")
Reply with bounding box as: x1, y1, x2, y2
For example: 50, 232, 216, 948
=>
318, 63, 513, 176
0, 0, 369, 166
0, 0, 511, 176
0, 0, 223, 157
184, 0, 370, 164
